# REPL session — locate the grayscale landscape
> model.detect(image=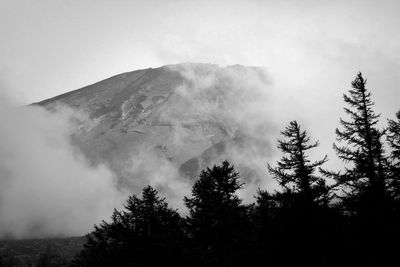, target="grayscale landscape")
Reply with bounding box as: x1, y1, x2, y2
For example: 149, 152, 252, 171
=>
1, 1, 400, 266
